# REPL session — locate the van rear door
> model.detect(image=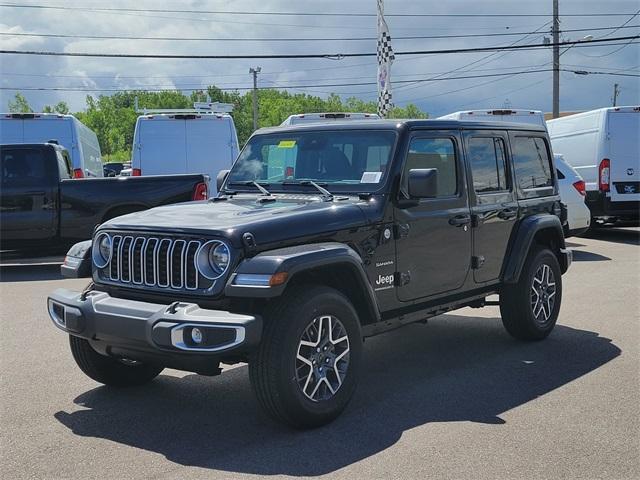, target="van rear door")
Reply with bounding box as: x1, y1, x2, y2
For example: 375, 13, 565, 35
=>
607, 110, 640, 202
138, 118, 187, 175
0, 116, 25, 142
185, 117, 232, 193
